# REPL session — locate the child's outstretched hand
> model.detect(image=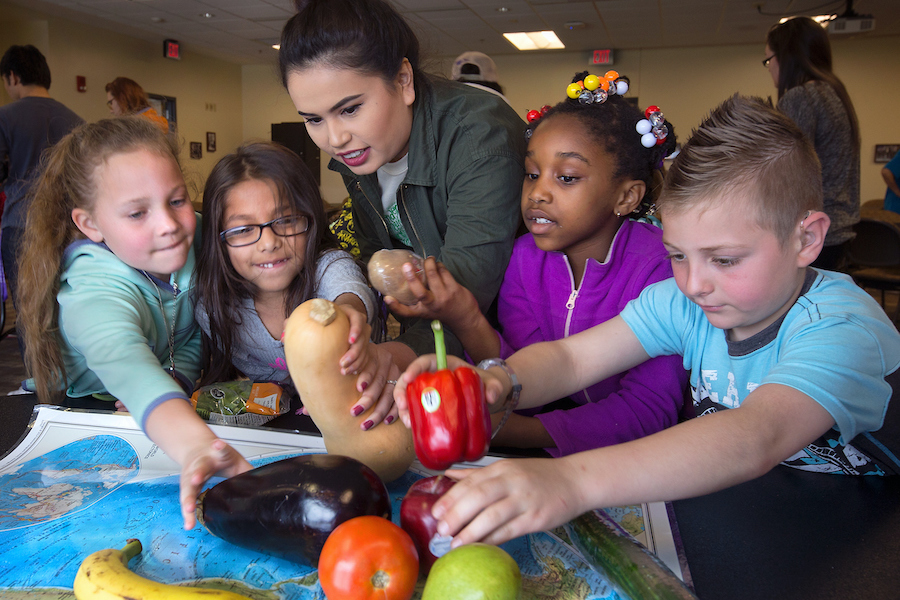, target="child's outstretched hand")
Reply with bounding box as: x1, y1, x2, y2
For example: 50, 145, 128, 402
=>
431, 457, 588, 547
384, 258, 479, 331
180, 438, 251, 530
394, 353, 507, 428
